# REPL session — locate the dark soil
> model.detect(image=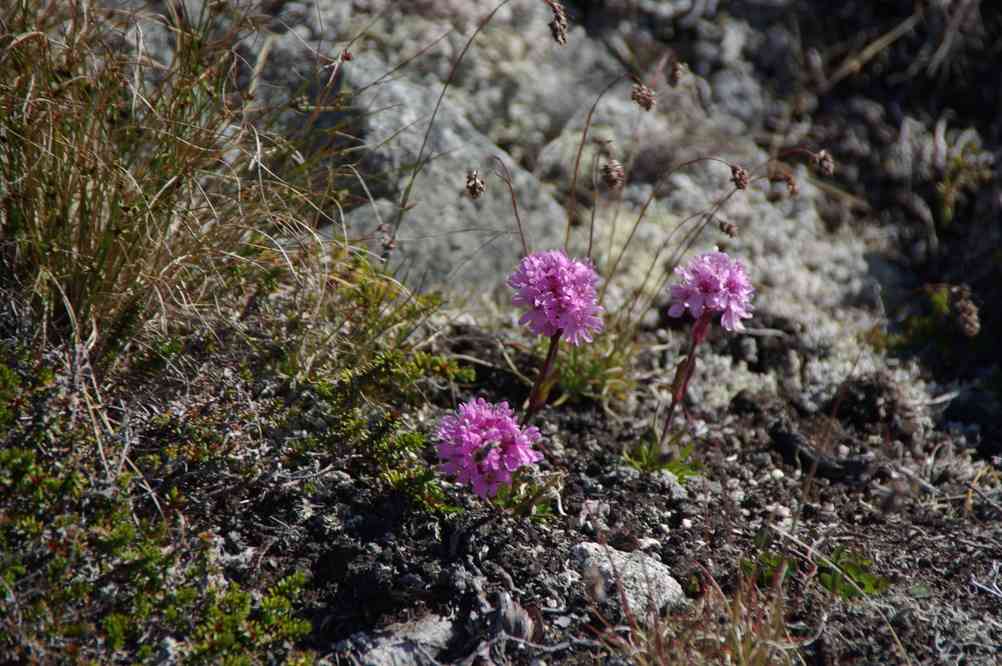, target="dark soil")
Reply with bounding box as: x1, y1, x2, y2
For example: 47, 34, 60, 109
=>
105, 304, 1001, 663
